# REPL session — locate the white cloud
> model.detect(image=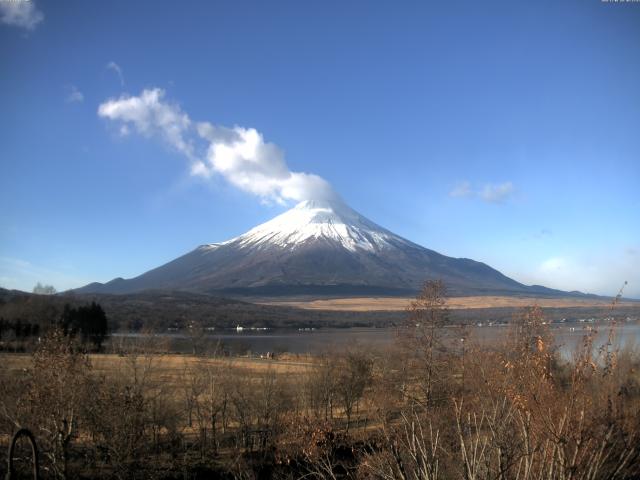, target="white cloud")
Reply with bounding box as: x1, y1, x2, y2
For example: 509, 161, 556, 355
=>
480, 181, 514, 203
106, 61, 125, 86
0, 0, 44, 30
450, 180, 515, 204
98, 88, 195, 159
513, 253, 640, 298
98, 88, 336, 204
65, 85, 84, 103
539, 256, 567, 274
449, 181, 472, 198
195, 122, 333, 203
